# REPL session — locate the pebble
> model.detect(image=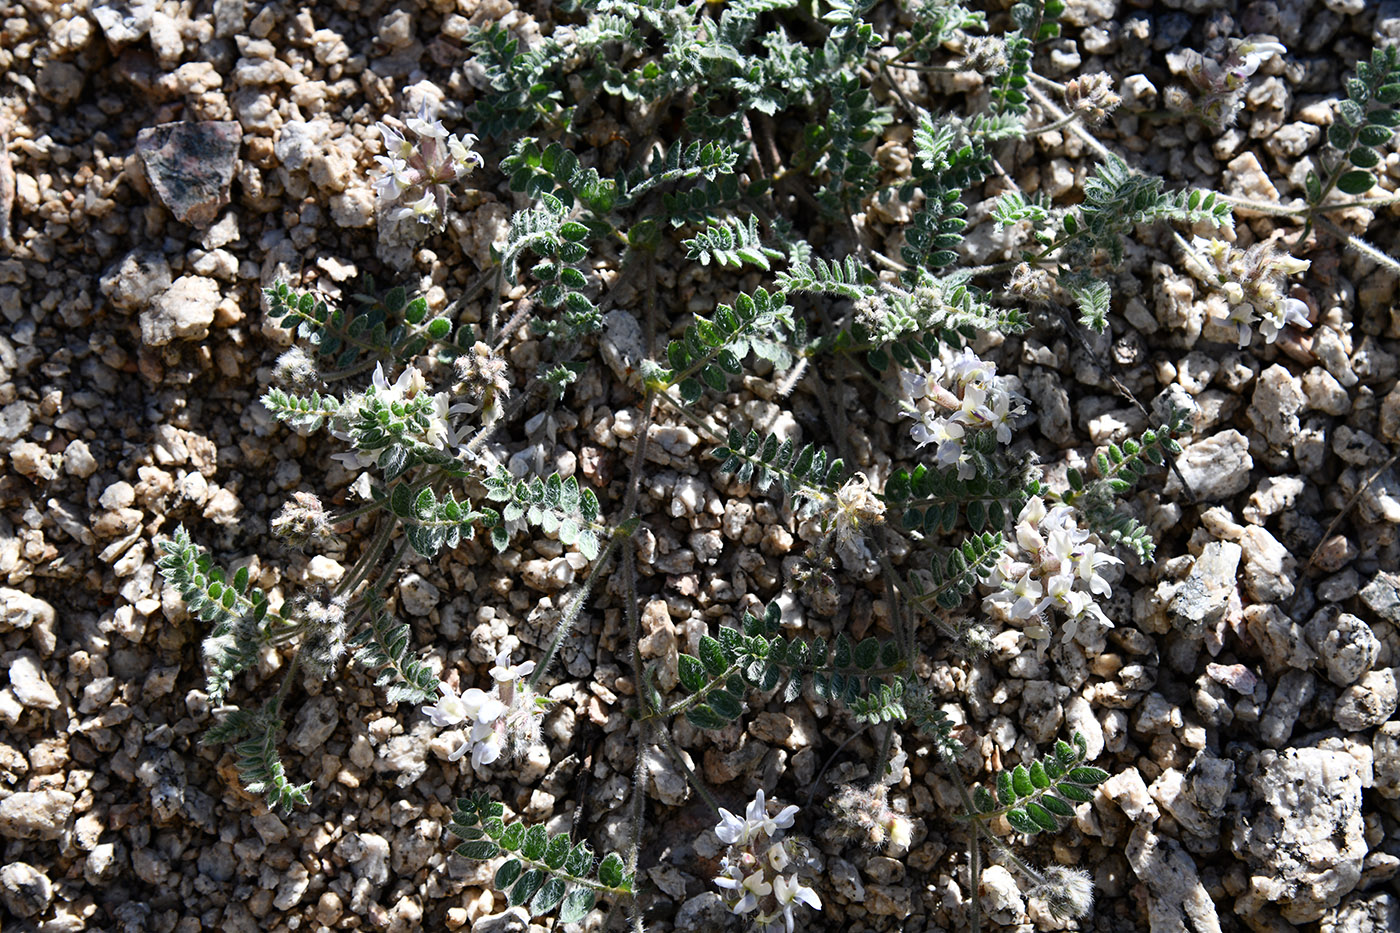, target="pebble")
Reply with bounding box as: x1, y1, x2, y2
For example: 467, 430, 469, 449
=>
0, 588, 55, 638
141, 275, 221, 346
601, 310, 646, 384
1375, 722, 1400, 800
1359, 571, 1400, 625
0, 862, 53, 919
99, 249, 172, 314
1166, 541, 1240, 638
1232, 747, 1366, 923
398, 573, 440, 617
1126, 825, 1221, 933
1164, 430, 1252, 500
1333, 668, 1398, 732
470, 907, 530, 933
63, 439, 98, 478
979, 865, 1024, 925
8, 651, 59, 709
289, 695, 340, 754
136, 122, 242, 228
1240, 525, 1295, 603
1248, 364, 1305, 452
1301, 367, 1350, 415
0, 789, 75, 840
92, 0, 155, 43
1101, 767, 1160, 822
1260, 669, 1313, 748
1306, 609, 1380, 687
